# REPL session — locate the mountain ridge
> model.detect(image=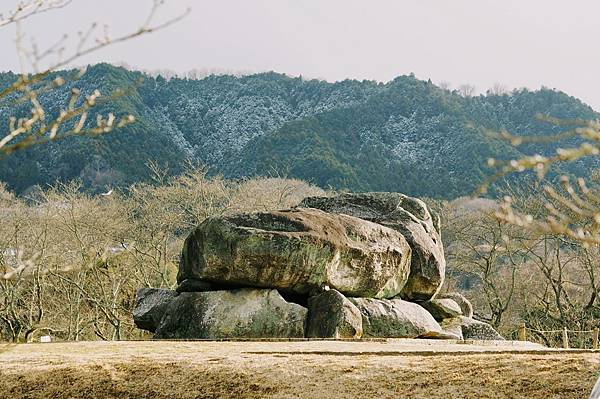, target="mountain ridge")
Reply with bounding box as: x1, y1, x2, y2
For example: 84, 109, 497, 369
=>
0, 63, 597, 198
